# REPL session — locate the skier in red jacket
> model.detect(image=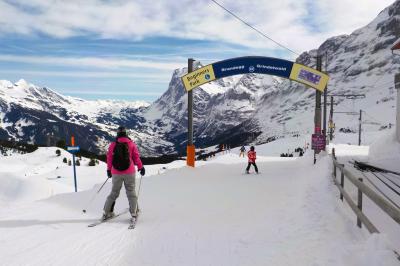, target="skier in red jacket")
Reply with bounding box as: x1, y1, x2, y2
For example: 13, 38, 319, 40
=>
246, 146, 259, 174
